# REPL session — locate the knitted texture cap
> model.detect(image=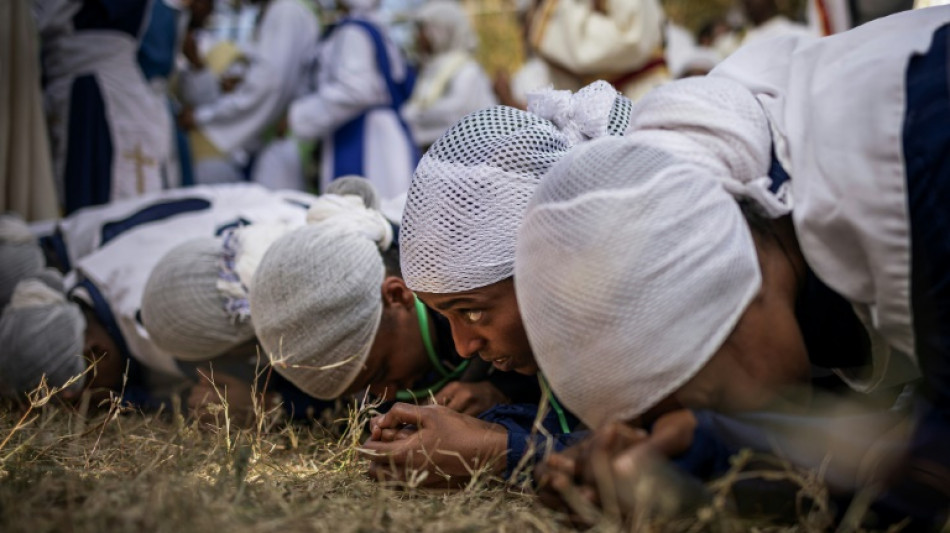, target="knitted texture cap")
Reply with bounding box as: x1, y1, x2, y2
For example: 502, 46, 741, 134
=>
140, 222, 294, 361
251, 194, 392, 399
0, 214, 44, 309
0, 279, 86, 397
515, 137, 761, 429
